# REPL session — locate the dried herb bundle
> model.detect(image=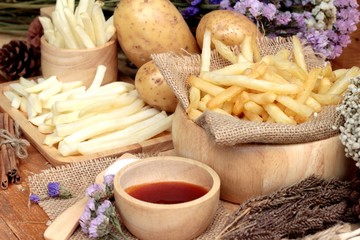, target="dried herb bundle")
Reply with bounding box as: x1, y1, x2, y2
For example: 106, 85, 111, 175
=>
216, 175, 360, 240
